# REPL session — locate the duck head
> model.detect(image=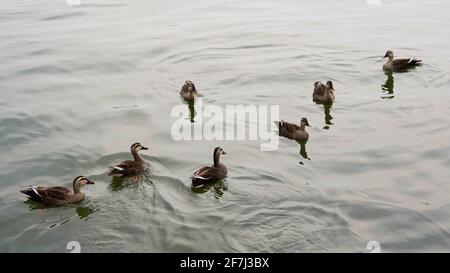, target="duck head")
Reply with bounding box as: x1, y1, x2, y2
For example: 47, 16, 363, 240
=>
384, 50, 394, 59
131, 142, 149, 152
214, 147, 227, 155
213, 147, 226, 166
301, 117, 311, 127
182, 80, 197, 93
73, 176, 95, 193
326, 81, 334, 90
